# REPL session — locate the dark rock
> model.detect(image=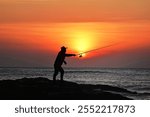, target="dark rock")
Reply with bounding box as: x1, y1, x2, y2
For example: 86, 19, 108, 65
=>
0, 77, 132, 100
